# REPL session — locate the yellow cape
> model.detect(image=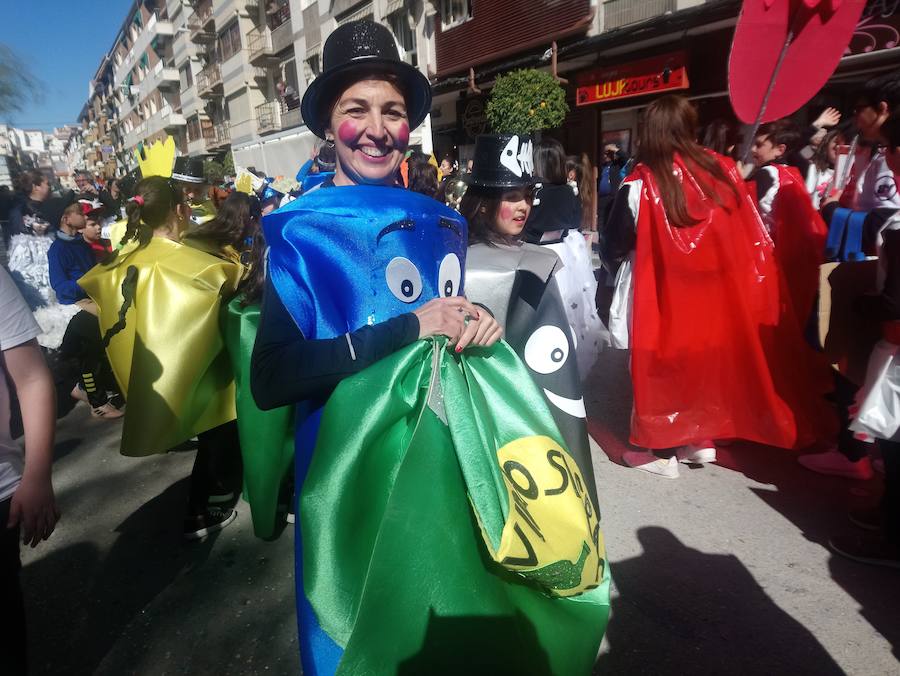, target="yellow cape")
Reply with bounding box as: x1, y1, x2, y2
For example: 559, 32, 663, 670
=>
78, 237, 243, 456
